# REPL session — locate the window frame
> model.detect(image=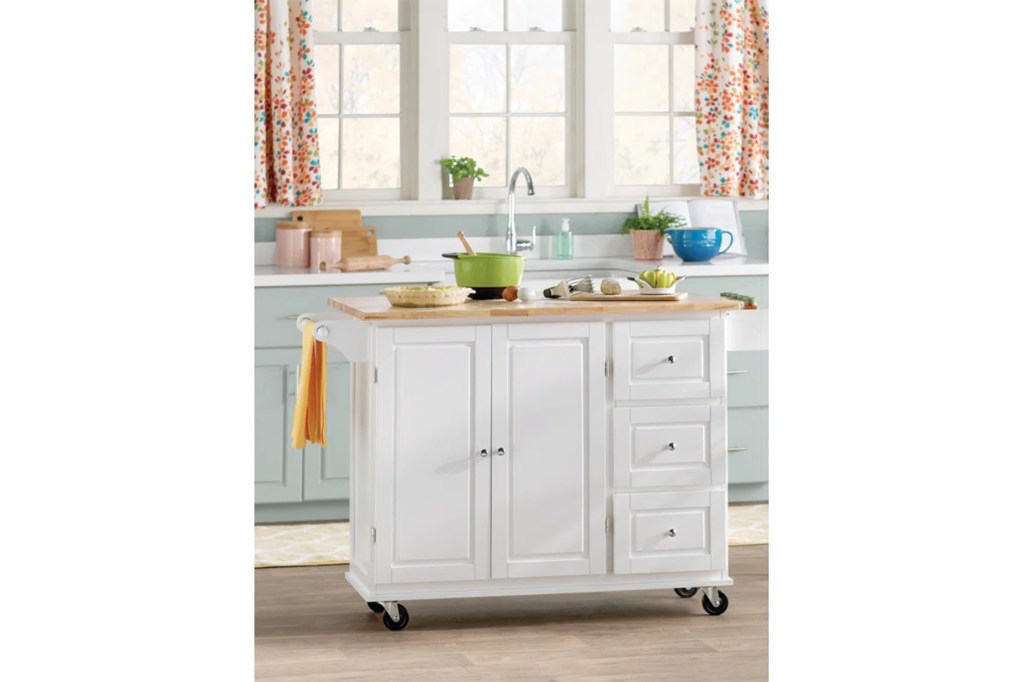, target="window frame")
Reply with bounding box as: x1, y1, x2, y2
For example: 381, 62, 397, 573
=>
314, 2, 413, 202
255, 0, 767, 215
